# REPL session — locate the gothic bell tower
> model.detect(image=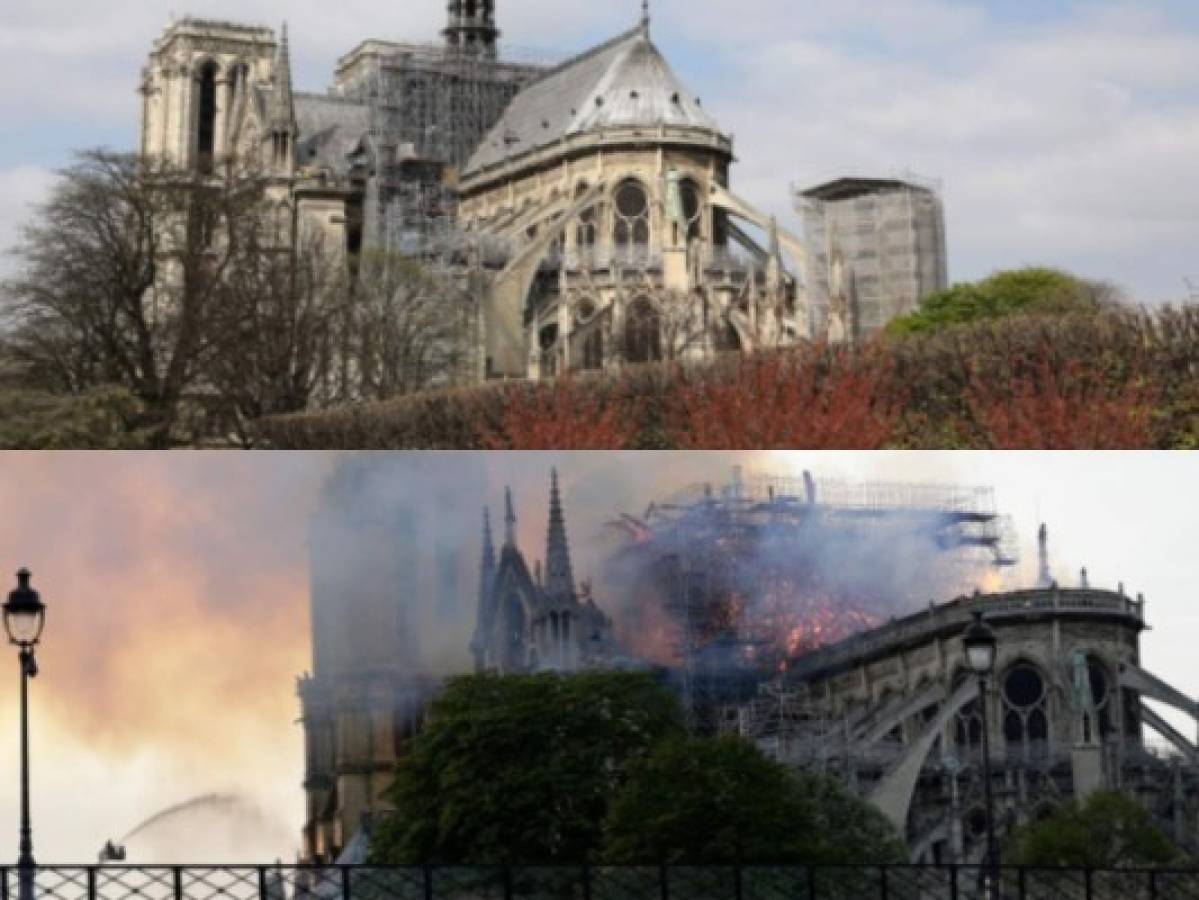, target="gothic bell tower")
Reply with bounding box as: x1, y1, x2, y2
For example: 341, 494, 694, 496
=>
443, 0, 499, 59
